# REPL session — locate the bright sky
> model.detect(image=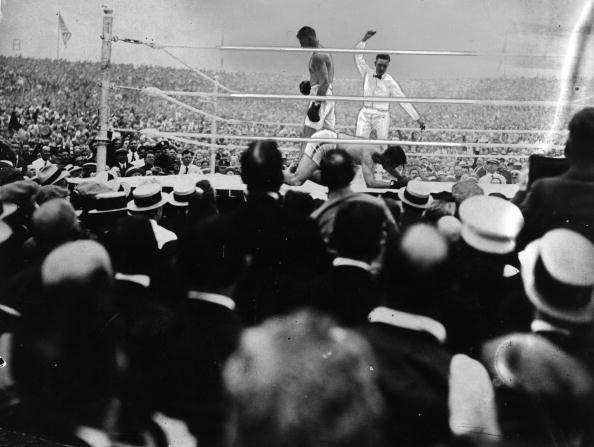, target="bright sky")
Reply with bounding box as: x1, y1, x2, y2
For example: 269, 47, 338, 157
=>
0, 0, 591, 78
